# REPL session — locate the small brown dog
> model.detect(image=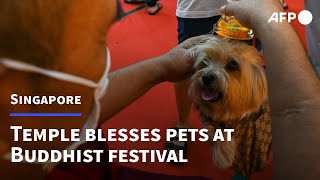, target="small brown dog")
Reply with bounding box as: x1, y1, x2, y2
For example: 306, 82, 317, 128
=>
188, 36, 271, 175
